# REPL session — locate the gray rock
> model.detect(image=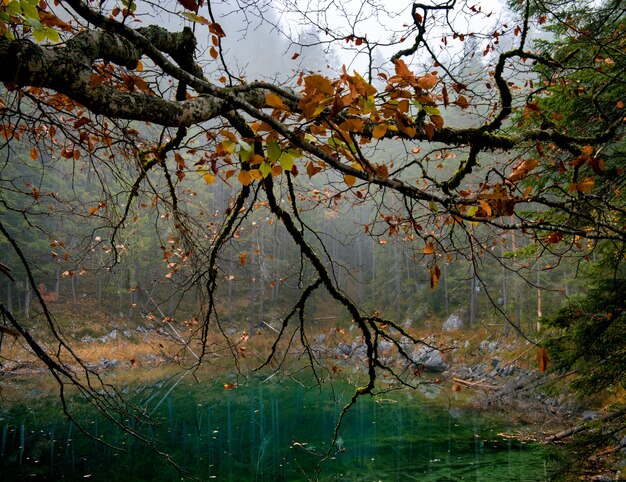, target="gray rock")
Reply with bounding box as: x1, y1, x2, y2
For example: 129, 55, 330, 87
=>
479, 340, 499, 352
99, 358, 119, 369
80, 335, 95, 343
335, 342, 352, 356
582, 410, 598, 421
378, 340, 393, 352
123, 330, 132, 338
411, 346, 448, 372
442, 311, 465, 332
353, 345, 367, 358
